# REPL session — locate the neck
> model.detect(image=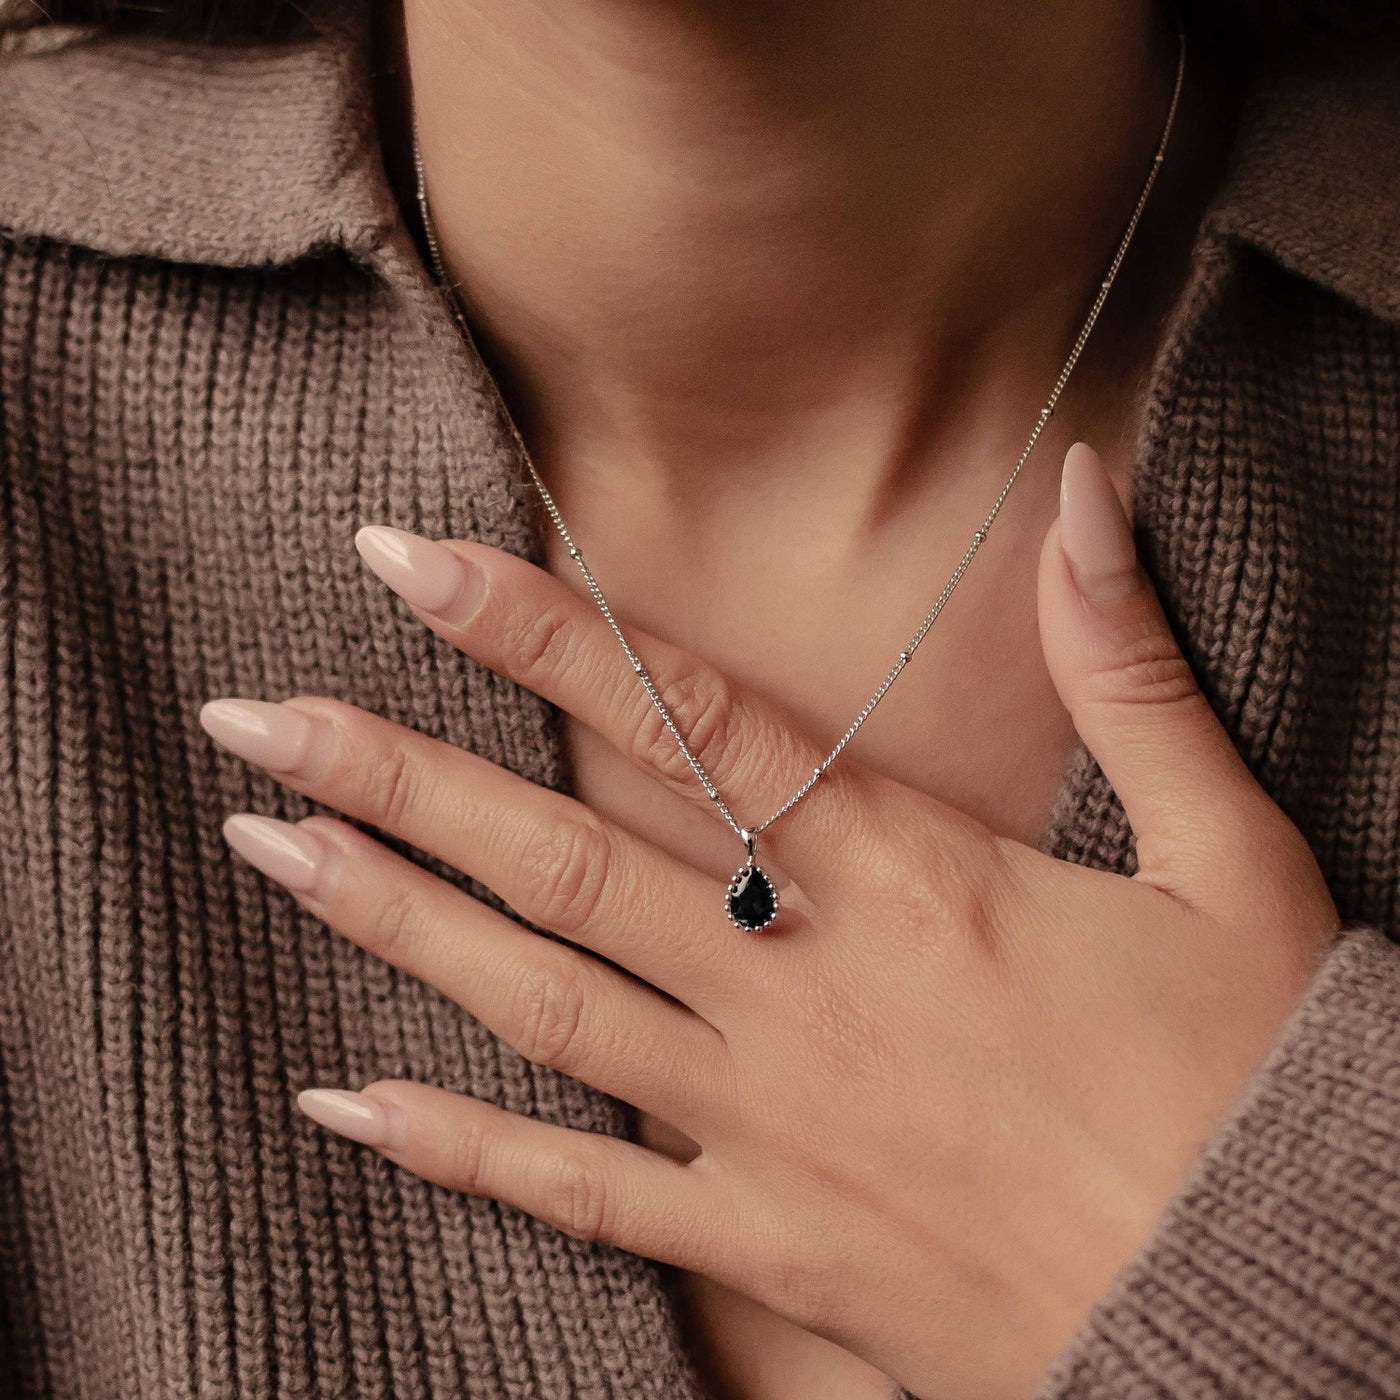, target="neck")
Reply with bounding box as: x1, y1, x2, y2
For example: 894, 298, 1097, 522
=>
375, 0, 1229, 518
